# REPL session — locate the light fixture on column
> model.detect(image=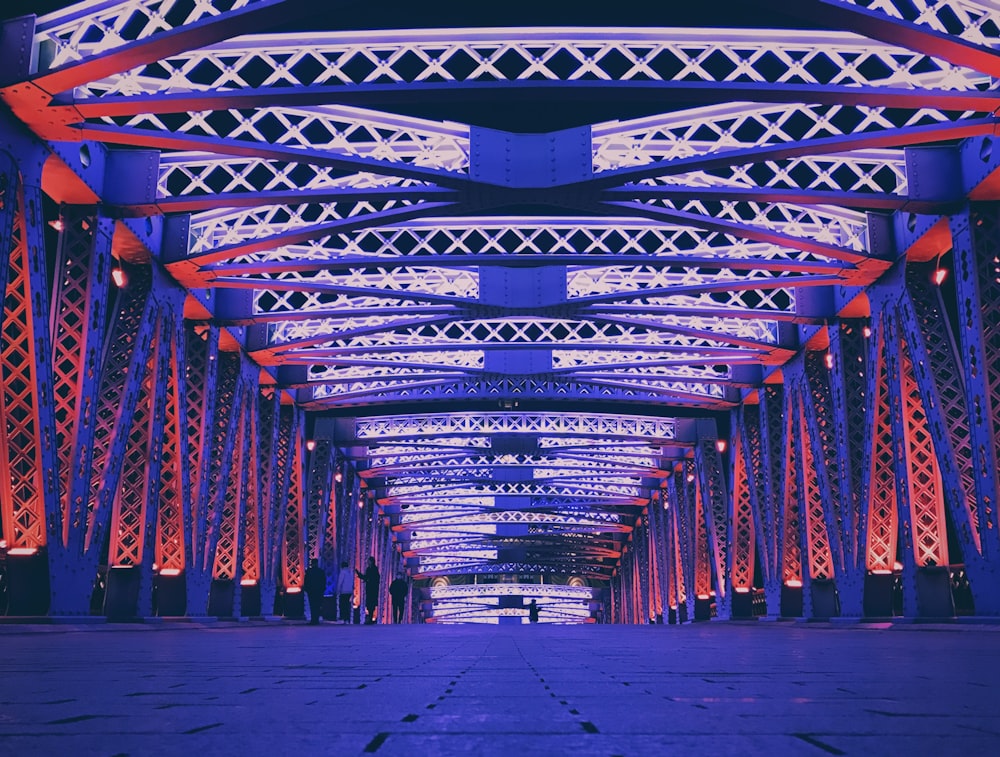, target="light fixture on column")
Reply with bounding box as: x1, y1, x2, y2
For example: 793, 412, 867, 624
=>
306, 439, 316, 451
715, 439, 727, 453
933, 252, 948, 286
111, 267, 127, 287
